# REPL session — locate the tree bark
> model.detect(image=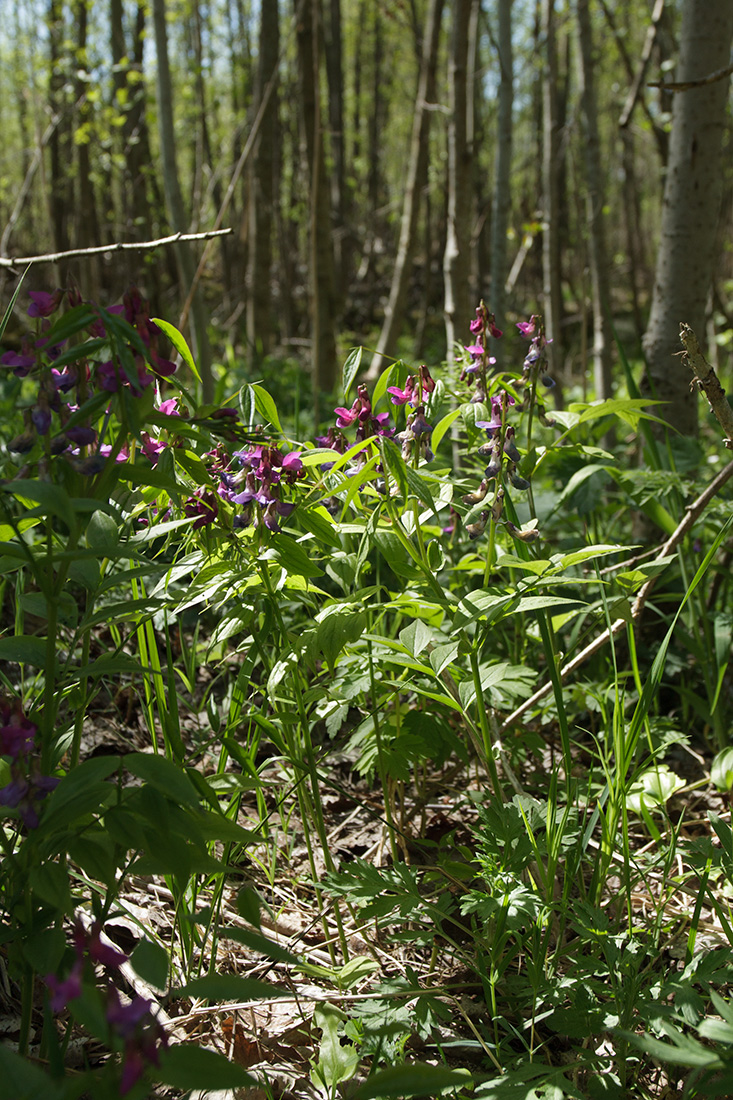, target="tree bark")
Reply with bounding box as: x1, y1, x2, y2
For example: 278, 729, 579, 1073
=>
490, 0, 513, 350
444, 0, 475, 365
295, 0, 338, 411
246, 0, 279, 366
575, 0, 612, 401
541, 0, 563, 390
367, 0, 444, 380
152, 0, 214, 401
642, 0, 733, 438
